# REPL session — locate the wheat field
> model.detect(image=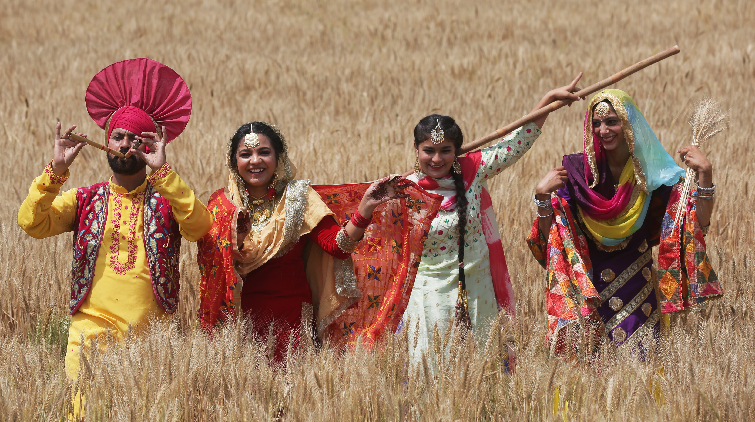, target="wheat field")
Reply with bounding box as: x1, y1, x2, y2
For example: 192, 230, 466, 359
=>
1, 0, 754, 419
